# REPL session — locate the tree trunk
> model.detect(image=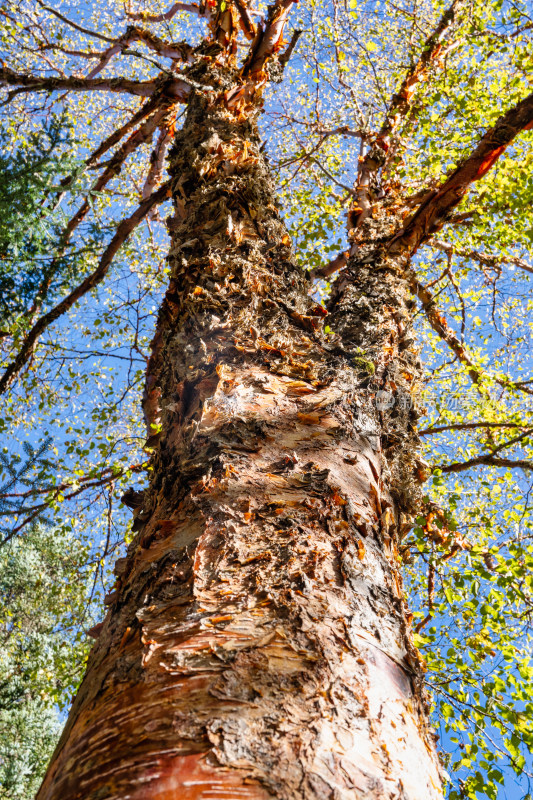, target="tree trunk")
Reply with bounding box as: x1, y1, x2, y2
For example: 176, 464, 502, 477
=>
37, 70, 443, 800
